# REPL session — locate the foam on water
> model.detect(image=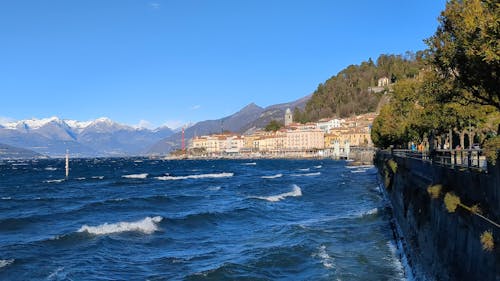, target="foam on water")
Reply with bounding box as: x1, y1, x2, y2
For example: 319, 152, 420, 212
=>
253, 184, 302, 202
313, 245, 335, 269
291, 172, 321, 177
1, 197, 11, 200
122, 173, 148, 179
261, 173, 283, 179
314, 165, 322, 169
350, 169, 367, 173
345, 165, 374, 169
298, 168, 310, 171
242, 162, 256, 166
45, 167, 57, 171
207, 186, 222, 191
77, 216, 163, 235
92, 176, 104, 179
353, 208, 378, 218
386, 241, 407, 281
44, 179, 65, 183
76, 177, 86, 180
155, 172, 234, 180
47, 266, 65, 280
0, 259, 14, 269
